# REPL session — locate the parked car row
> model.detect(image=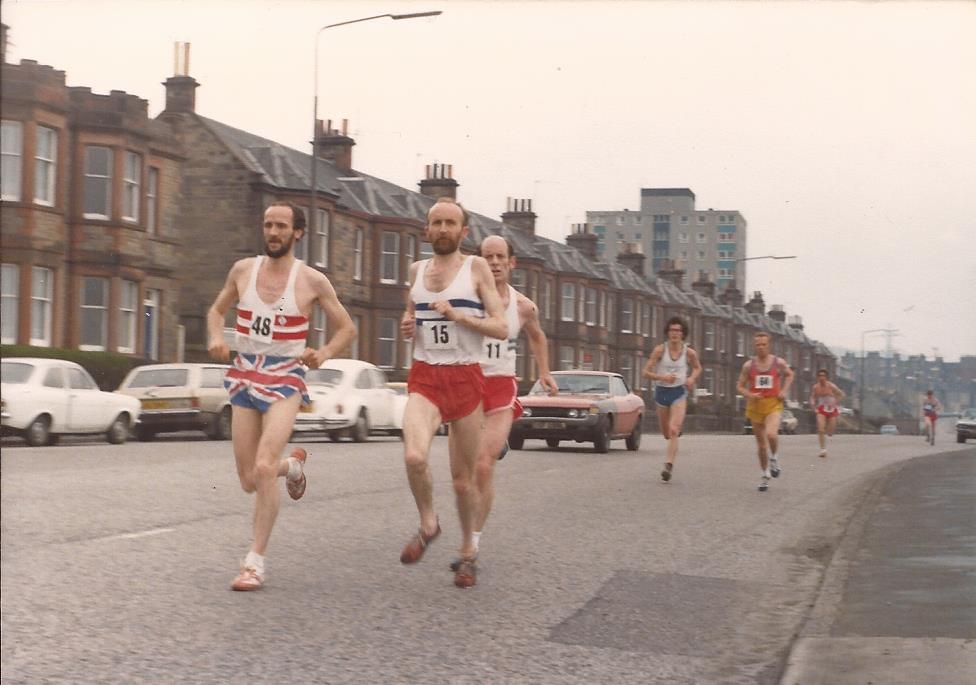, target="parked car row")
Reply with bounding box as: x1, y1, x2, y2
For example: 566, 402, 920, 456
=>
742, 409, 799, 435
